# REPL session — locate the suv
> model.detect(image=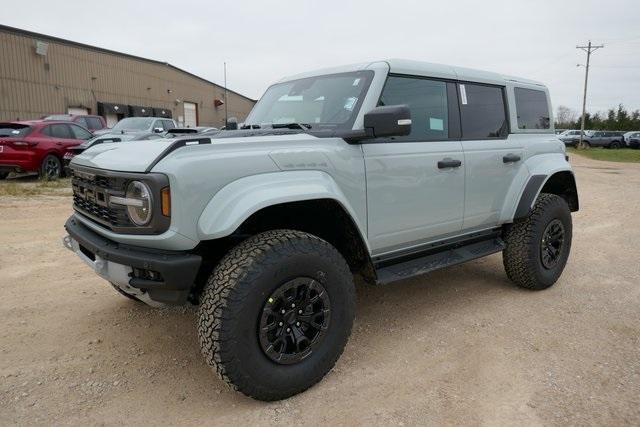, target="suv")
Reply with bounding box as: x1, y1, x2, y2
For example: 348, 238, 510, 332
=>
63, 60, 578, 401
583, 131, 626, 148
93, 117, 176, 136
558, 129, 588, 147
44, 114, 108, 133
0, 120, 93, 179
